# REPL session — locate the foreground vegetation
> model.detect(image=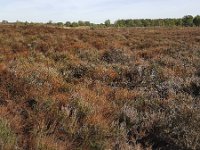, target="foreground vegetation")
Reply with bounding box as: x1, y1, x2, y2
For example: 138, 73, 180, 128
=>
0, 25, 200, 149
